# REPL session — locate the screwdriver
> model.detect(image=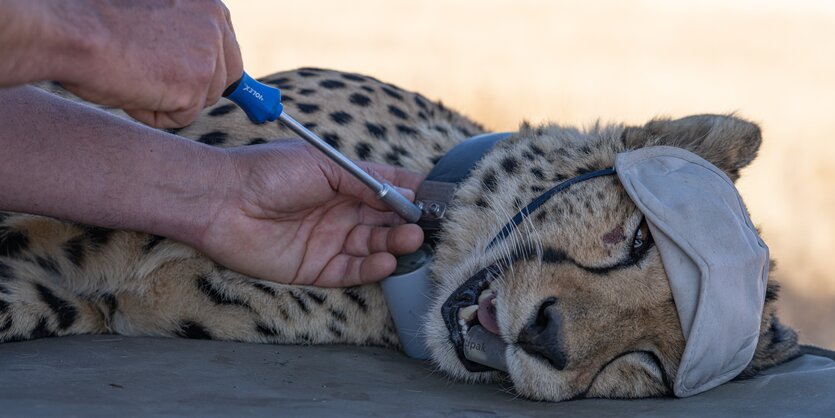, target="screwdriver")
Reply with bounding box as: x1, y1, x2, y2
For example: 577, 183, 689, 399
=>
222, 71, 423, 223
